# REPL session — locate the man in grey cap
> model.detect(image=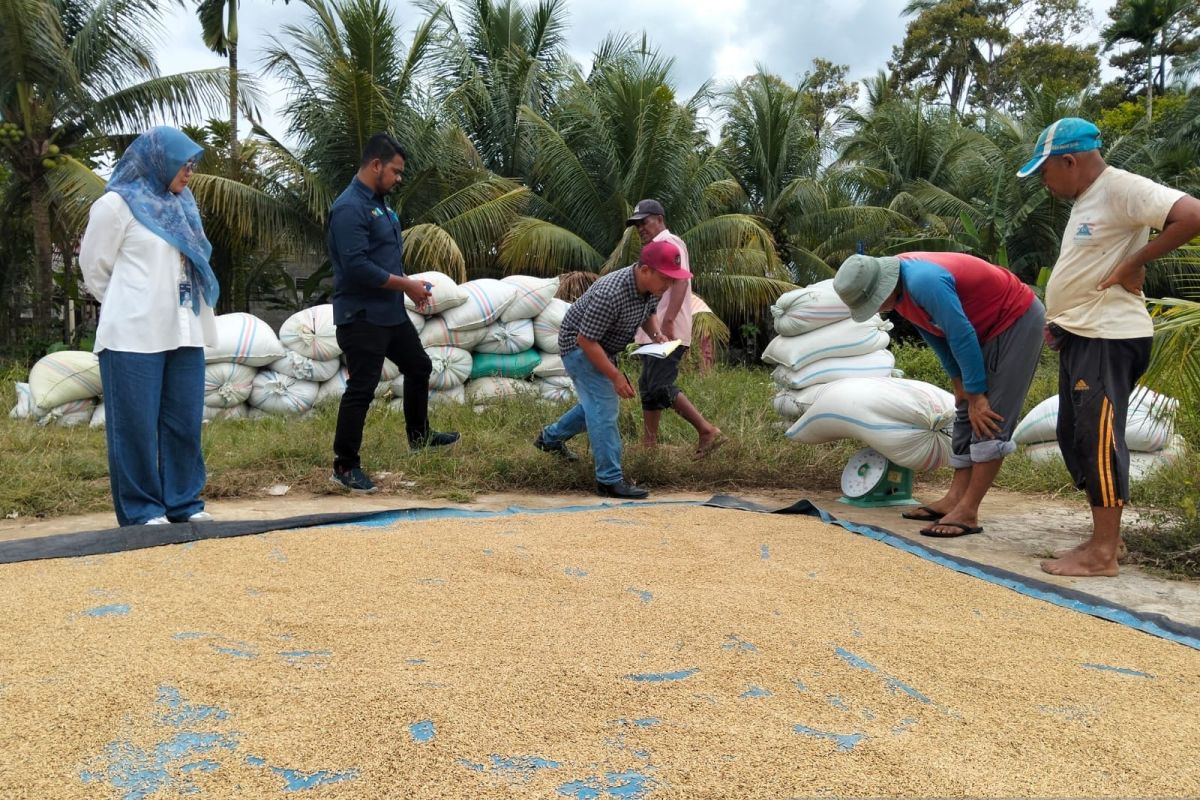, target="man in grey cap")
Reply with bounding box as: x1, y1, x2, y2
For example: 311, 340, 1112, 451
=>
833, 251, 1043, 539
1018, 117, 1200, 577
626, 199, 724, 456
